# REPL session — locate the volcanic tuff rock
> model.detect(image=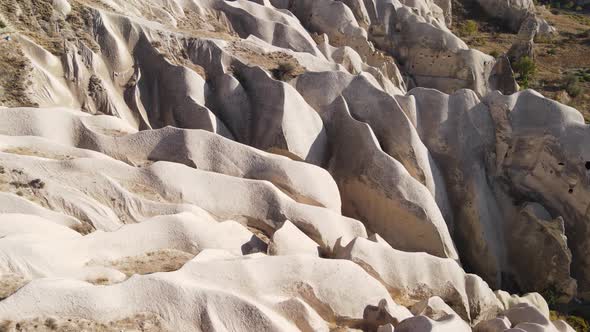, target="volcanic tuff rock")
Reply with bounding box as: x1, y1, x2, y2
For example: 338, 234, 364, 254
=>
0, 0, 584, 331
